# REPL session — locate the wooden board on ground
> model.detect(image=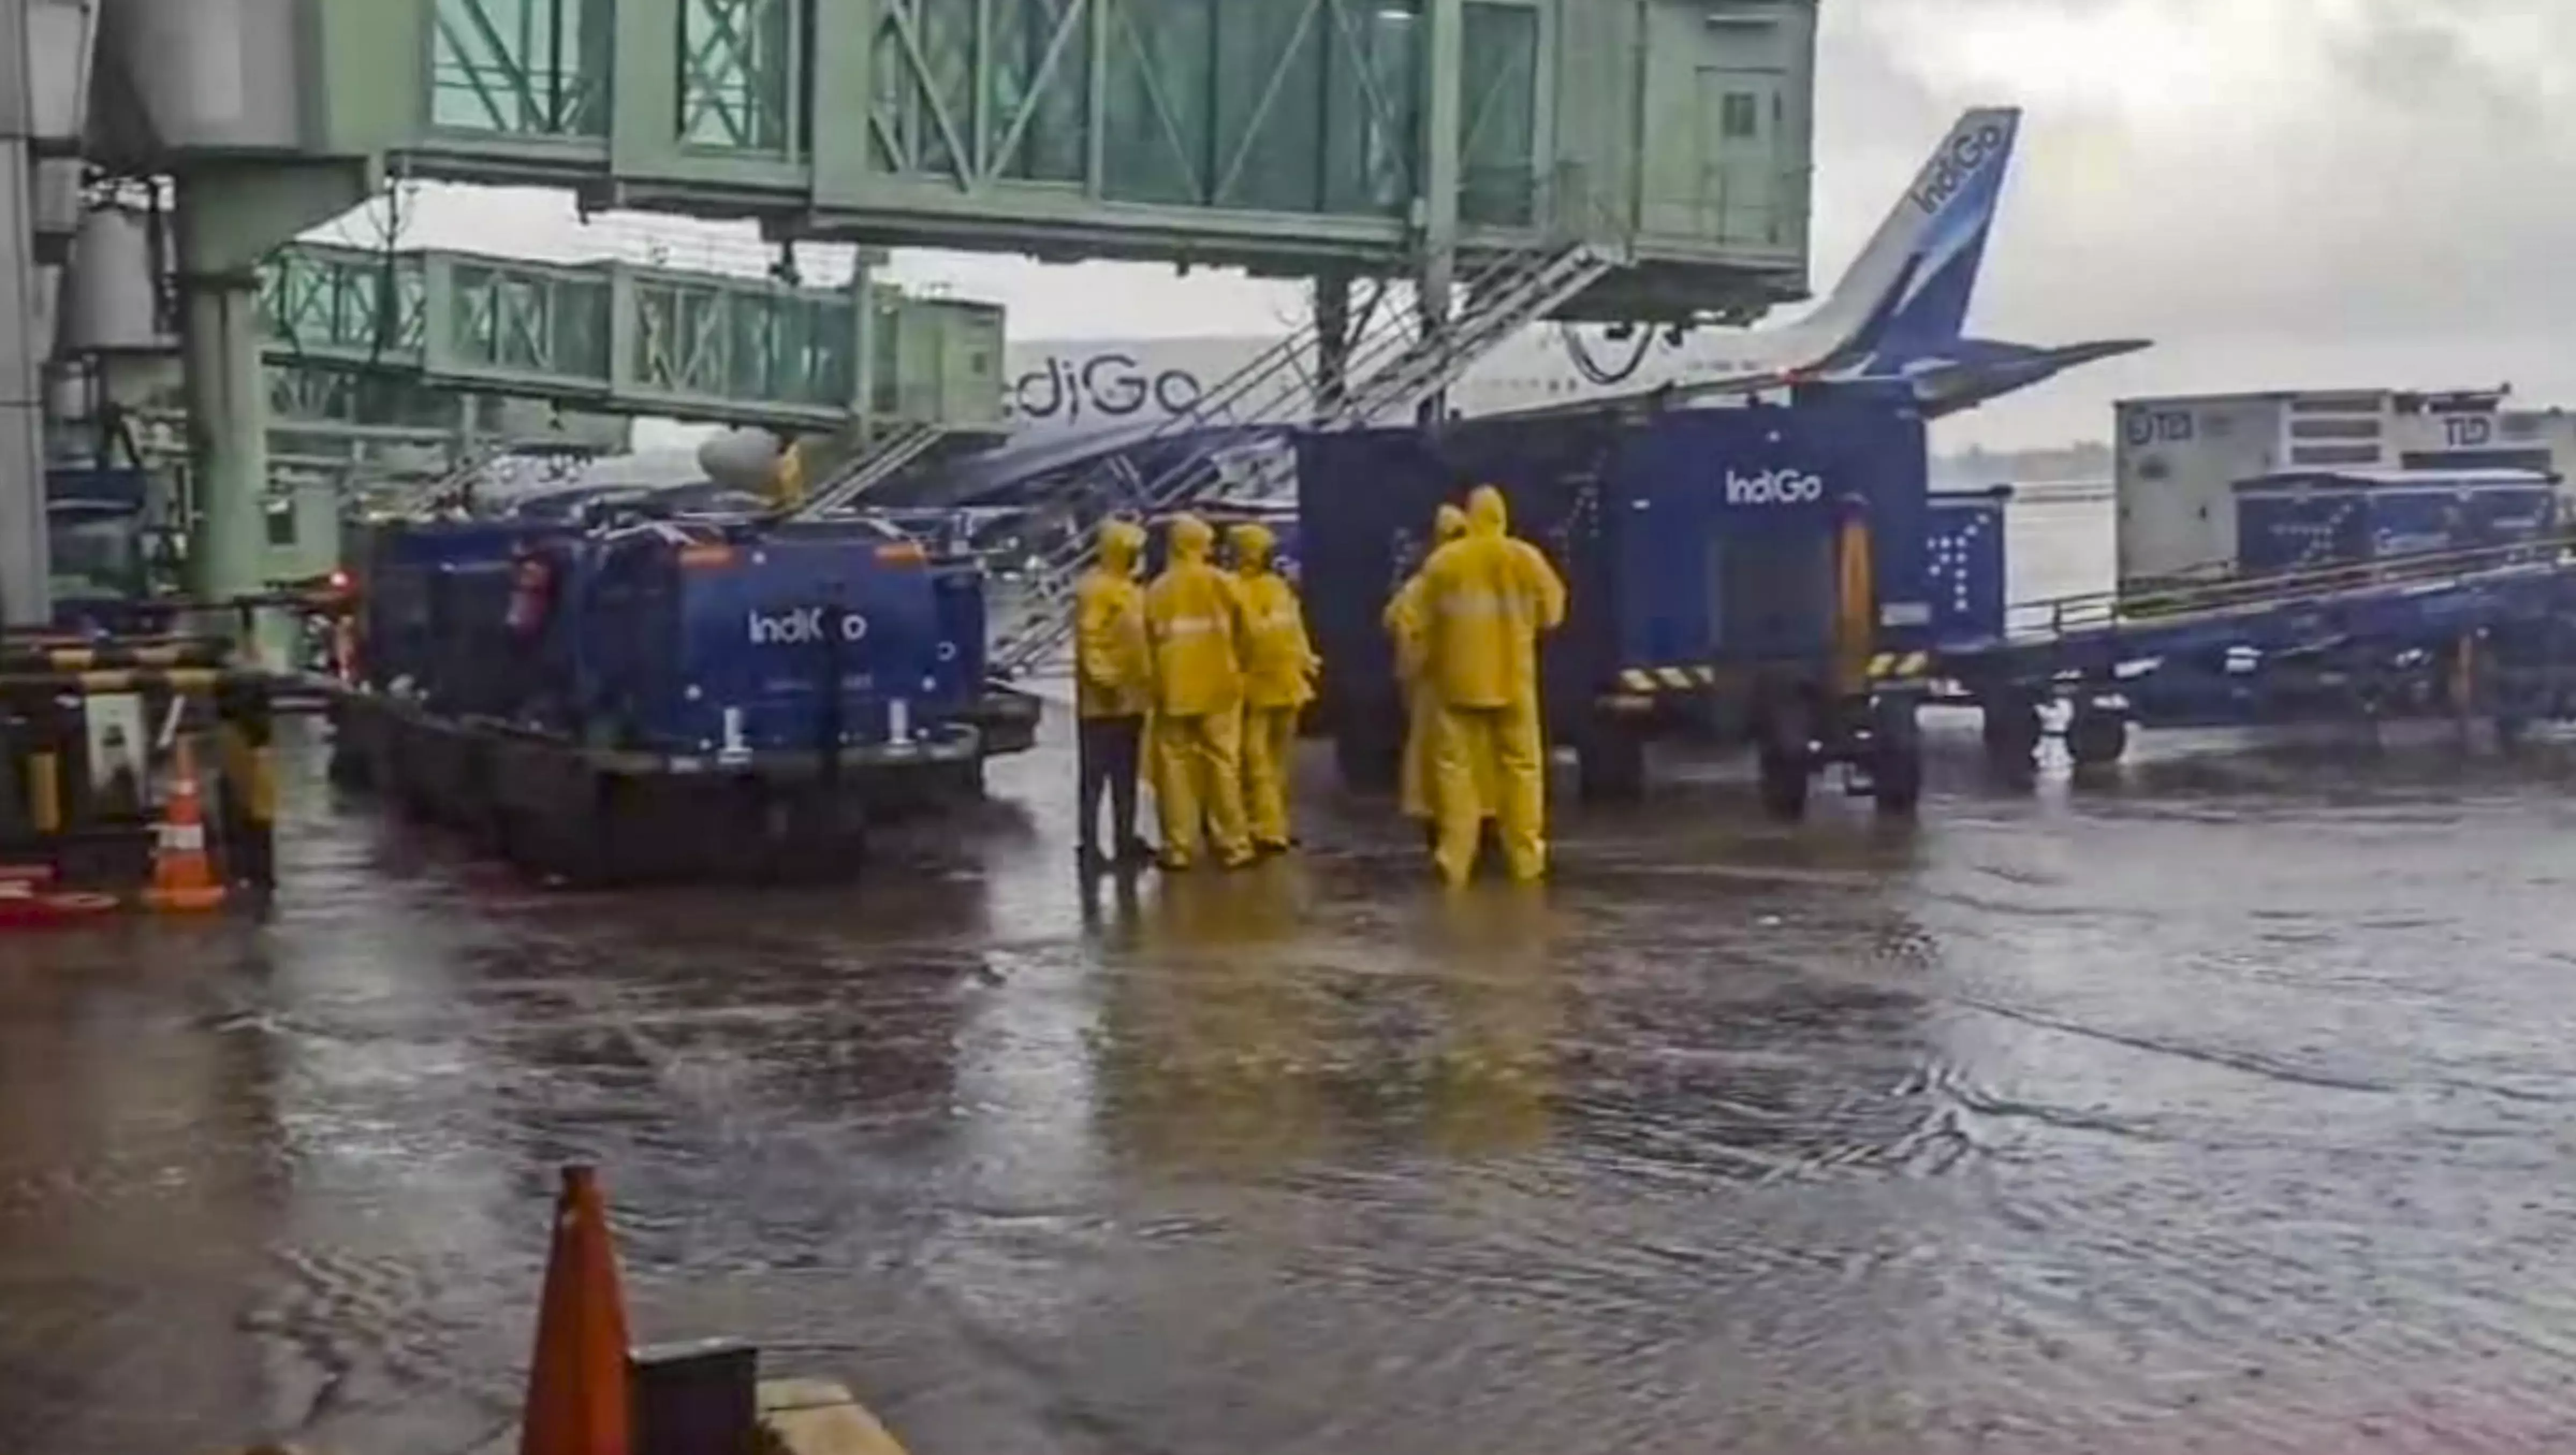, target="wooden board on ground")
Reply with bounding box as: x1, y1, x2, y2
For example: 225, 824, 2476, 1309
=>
761, 1377, 911, 1455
